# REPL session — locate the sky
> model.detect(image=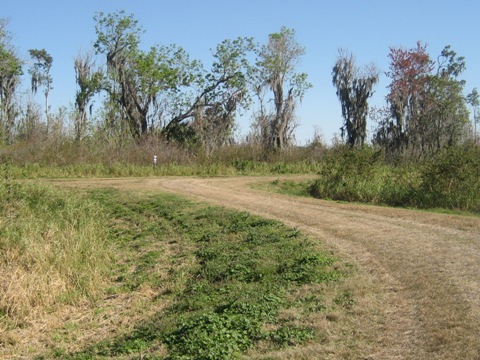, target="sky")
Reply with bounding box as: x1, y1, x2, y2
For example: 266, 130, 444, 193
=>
2, 0, 479, 144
